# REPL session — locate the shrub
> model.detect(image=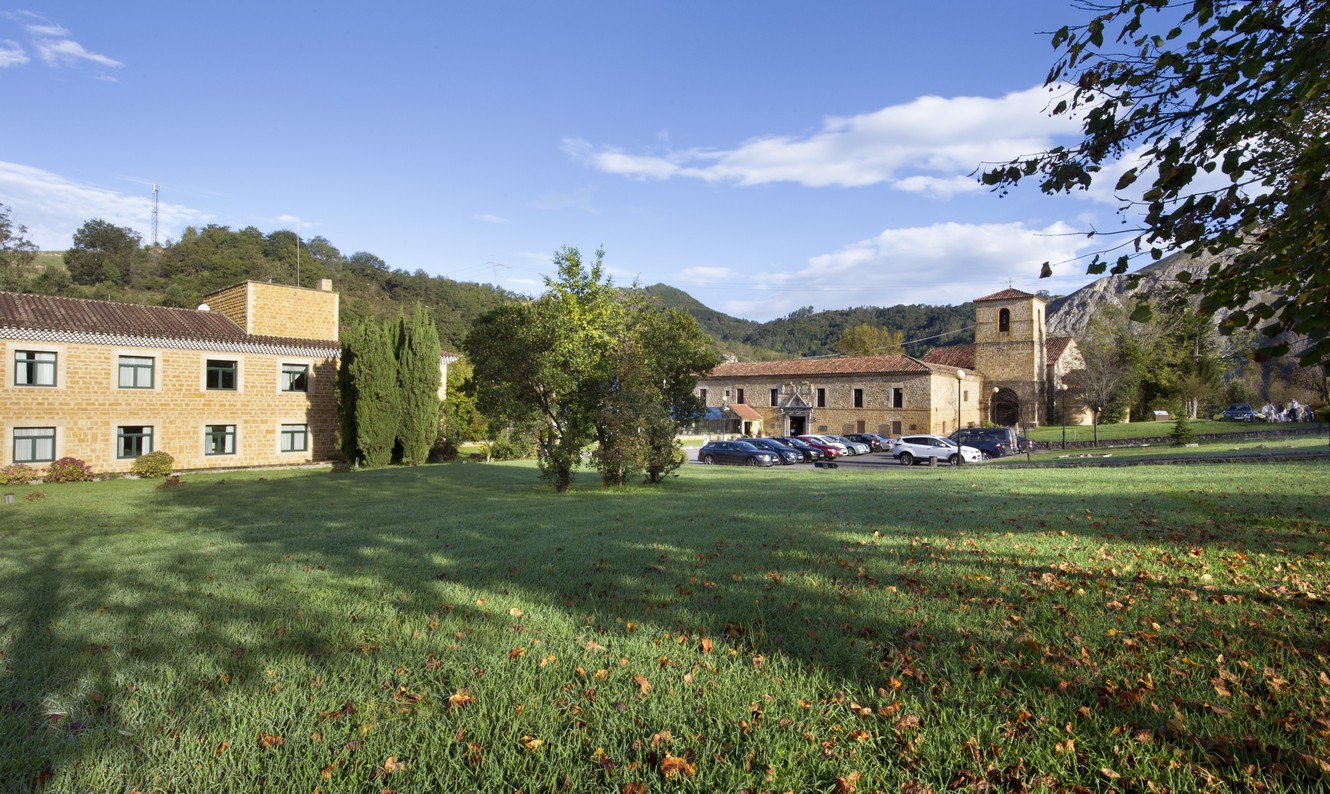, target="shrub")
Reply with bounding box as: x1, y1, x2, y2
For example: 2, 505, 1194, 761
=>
1169, 415, 1197, 446
43, 457, 94, 483
131, 451, 175, 479
0, 463, 37, 486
